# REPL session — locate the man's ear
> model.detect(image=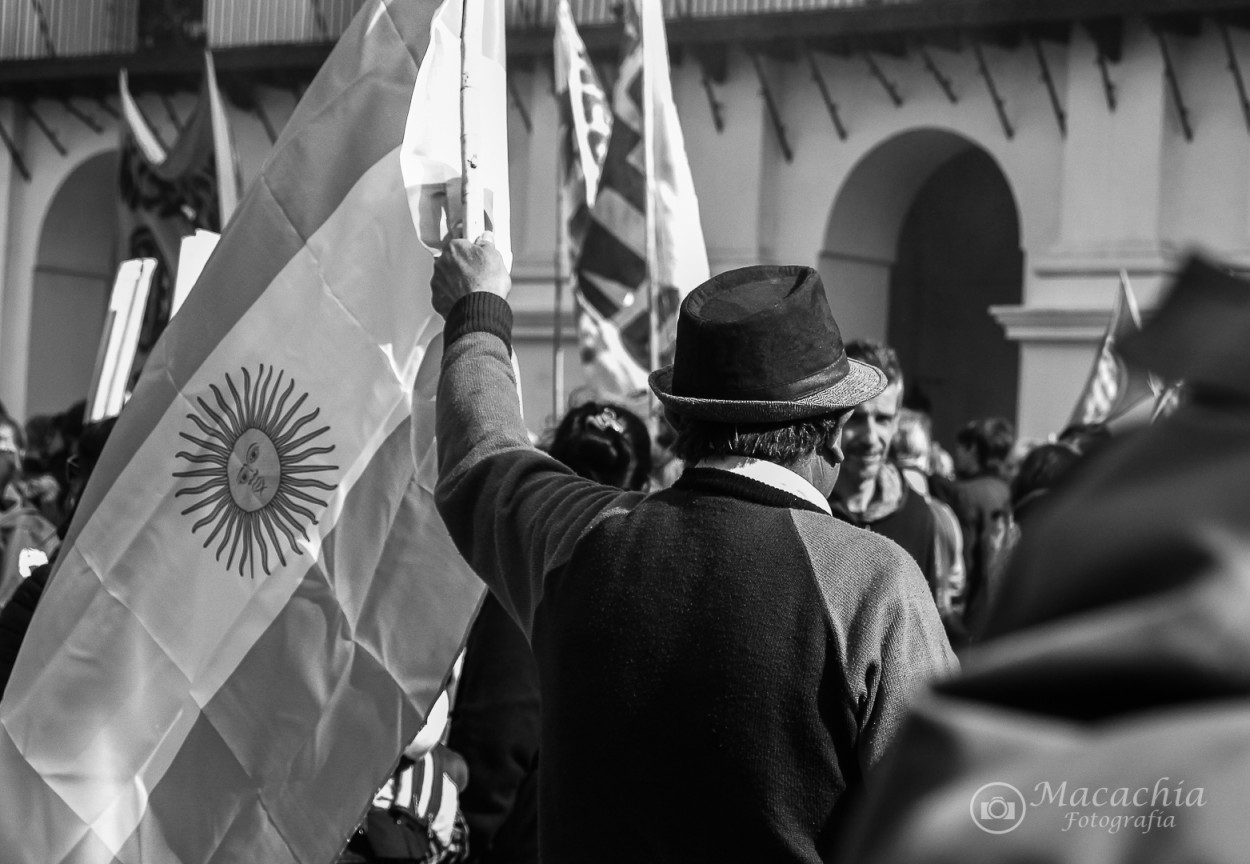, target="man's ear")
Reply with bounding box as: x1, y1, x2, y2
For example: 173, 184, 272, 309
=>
824, 409, 852, 465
